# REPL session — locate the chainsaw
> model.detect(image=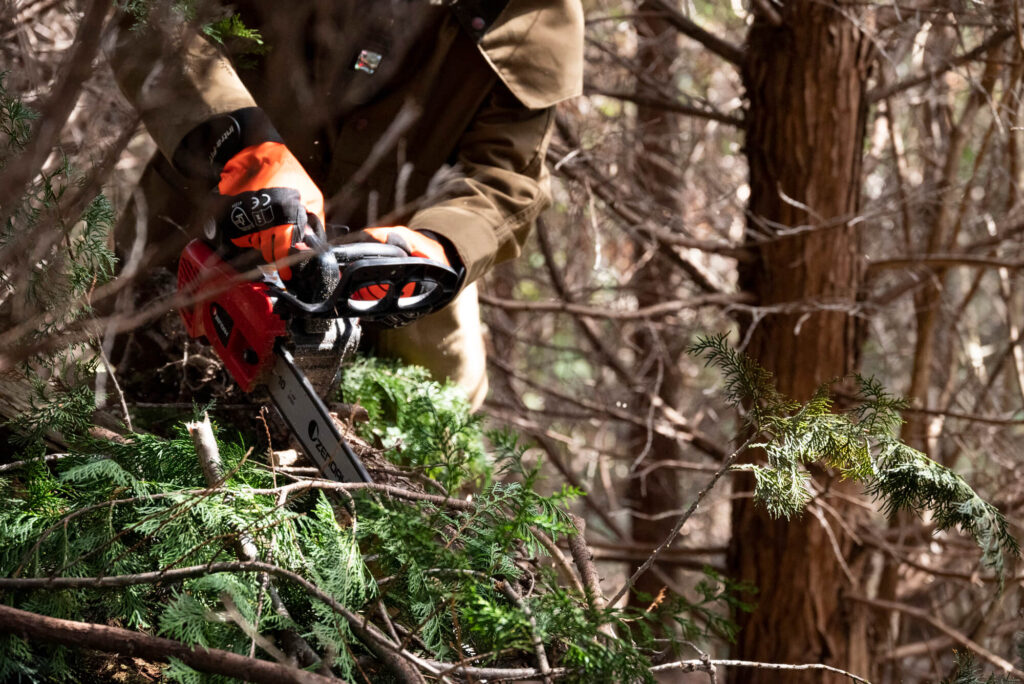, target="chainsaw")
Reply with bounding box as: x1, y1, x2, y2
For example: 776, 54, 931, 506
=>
176, 239, 461, 483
